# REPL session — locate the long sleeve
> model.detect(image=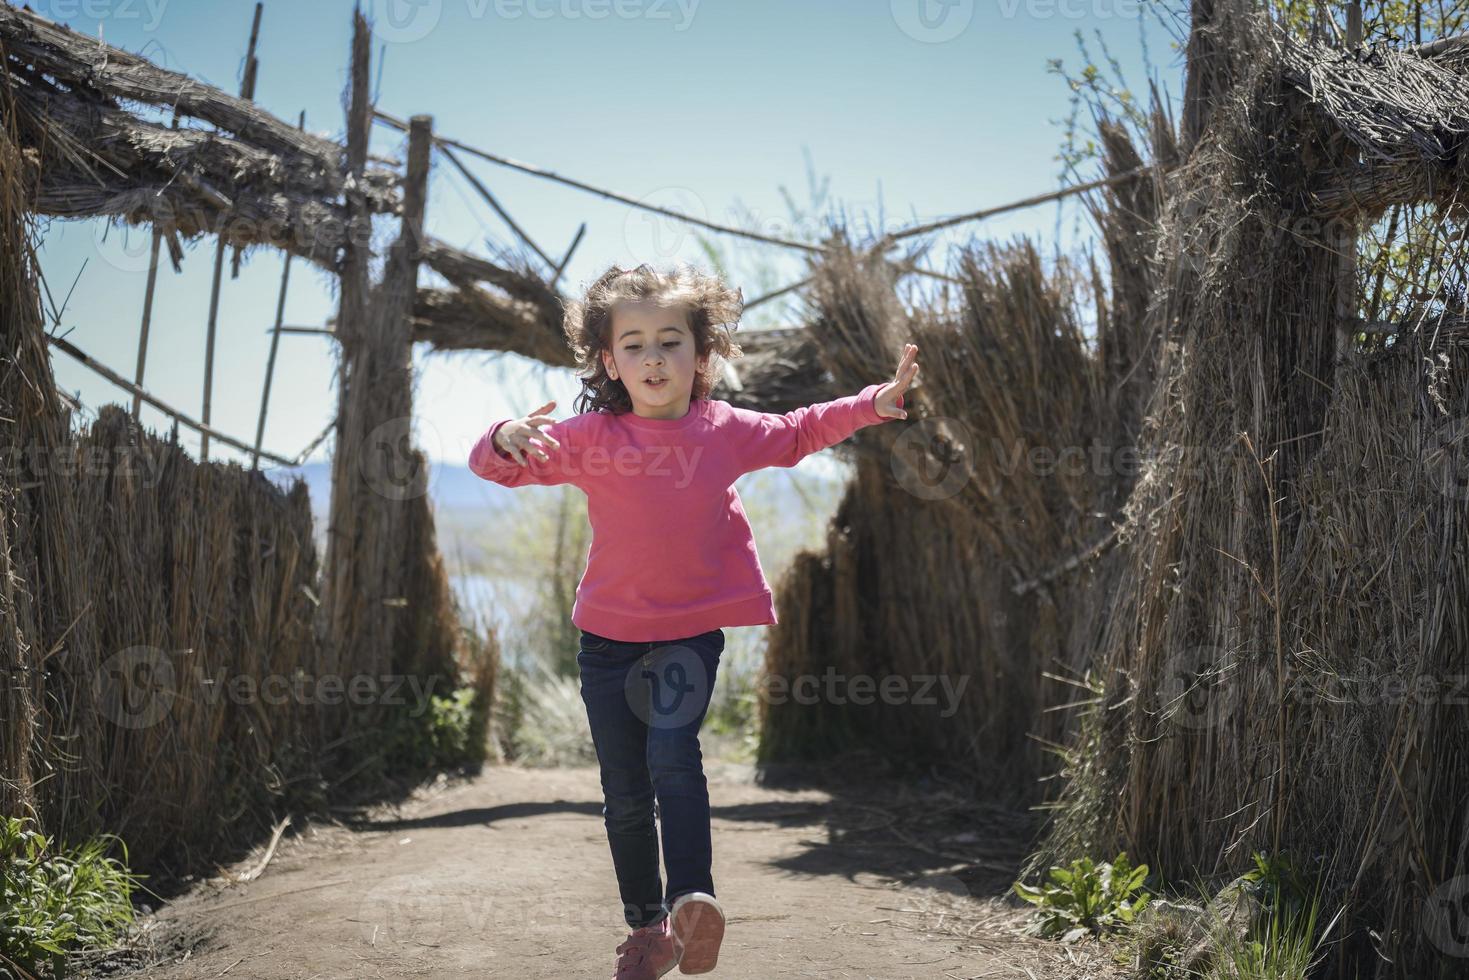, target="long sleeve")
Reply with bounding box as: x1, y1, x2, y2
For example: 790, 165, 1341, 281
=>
722, 382, 900, 477
468, 415, 584, 488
